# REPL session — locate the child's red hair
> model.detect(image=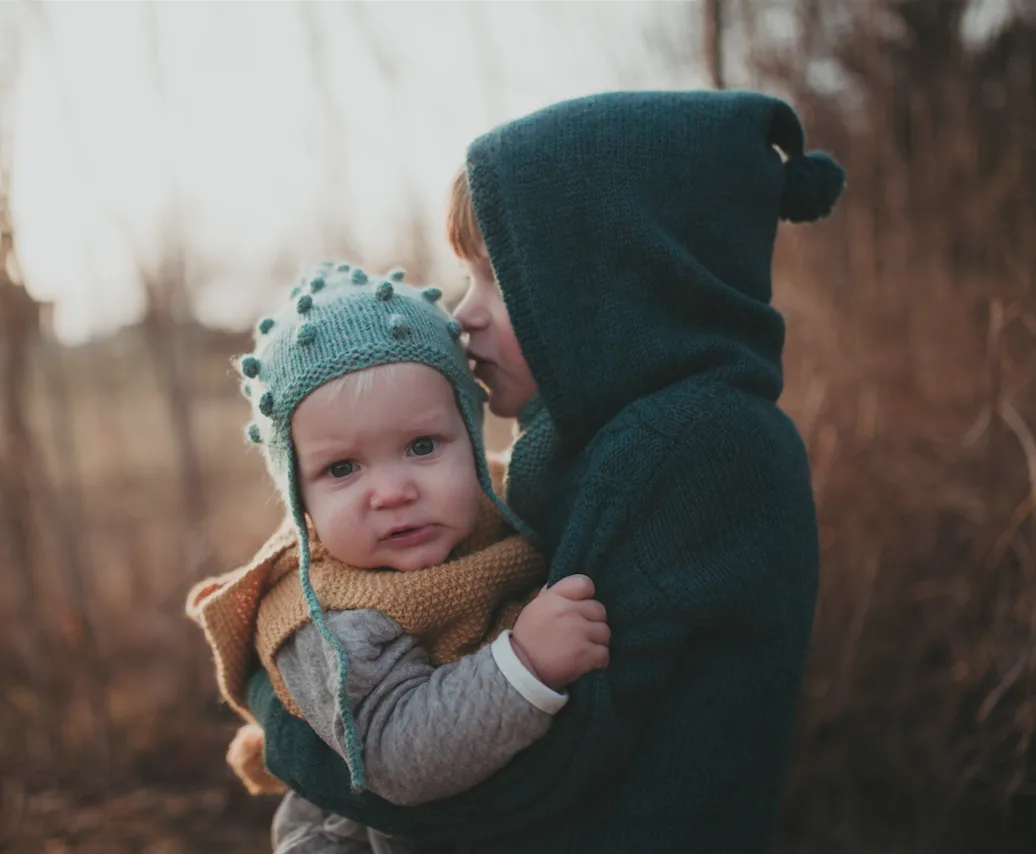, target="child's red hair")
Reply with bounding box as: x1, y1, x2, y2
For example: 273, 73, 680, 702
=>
445, 168, 484, 262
